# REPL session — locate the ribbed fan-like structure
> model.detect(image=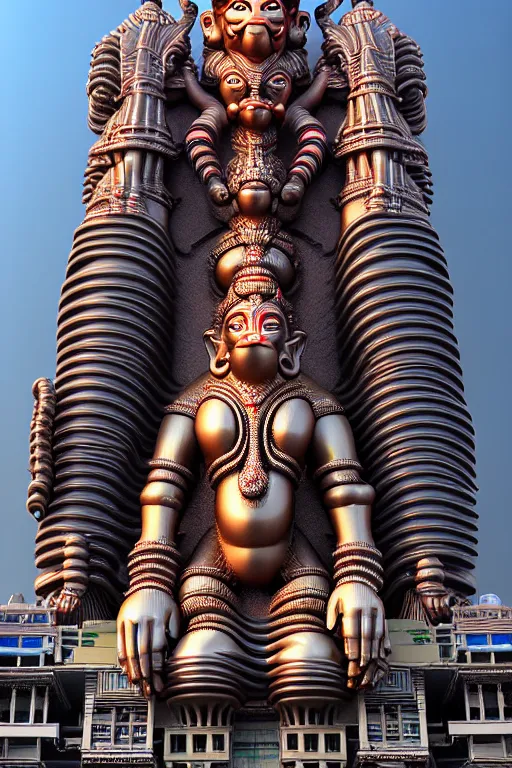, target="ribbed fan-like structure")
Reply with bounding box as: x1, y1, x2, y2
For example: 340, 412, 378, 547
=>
335, 212, 478, 615
34, 214, 175, 619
